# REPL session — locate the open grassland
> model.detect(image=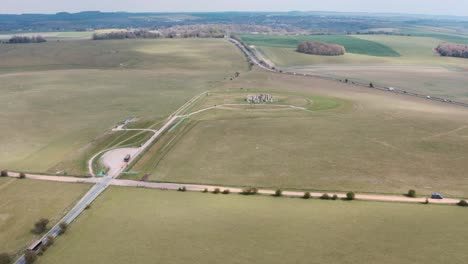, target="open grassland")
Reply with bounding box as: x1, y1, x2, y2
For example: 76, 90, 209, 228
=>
240, 34, 400, 56
0, 31, 94, 41
38, 187, 468, 264
130, 70, 468, 197
252, 35, 468, 102
0, 178, 90, 255
0, 39, 247, 174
